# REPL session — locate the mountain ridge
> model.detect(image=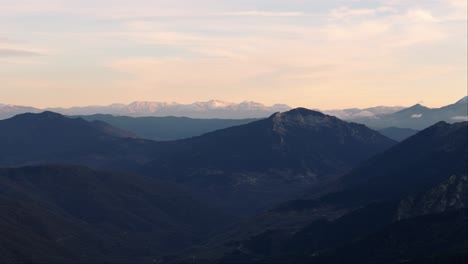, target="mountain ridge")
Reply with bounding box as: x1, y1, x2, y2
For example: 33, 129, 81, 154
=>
0, 108, 395, 216
2, 96, 465, 121
197, 121, 468, 264
142, 107, 396, 214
